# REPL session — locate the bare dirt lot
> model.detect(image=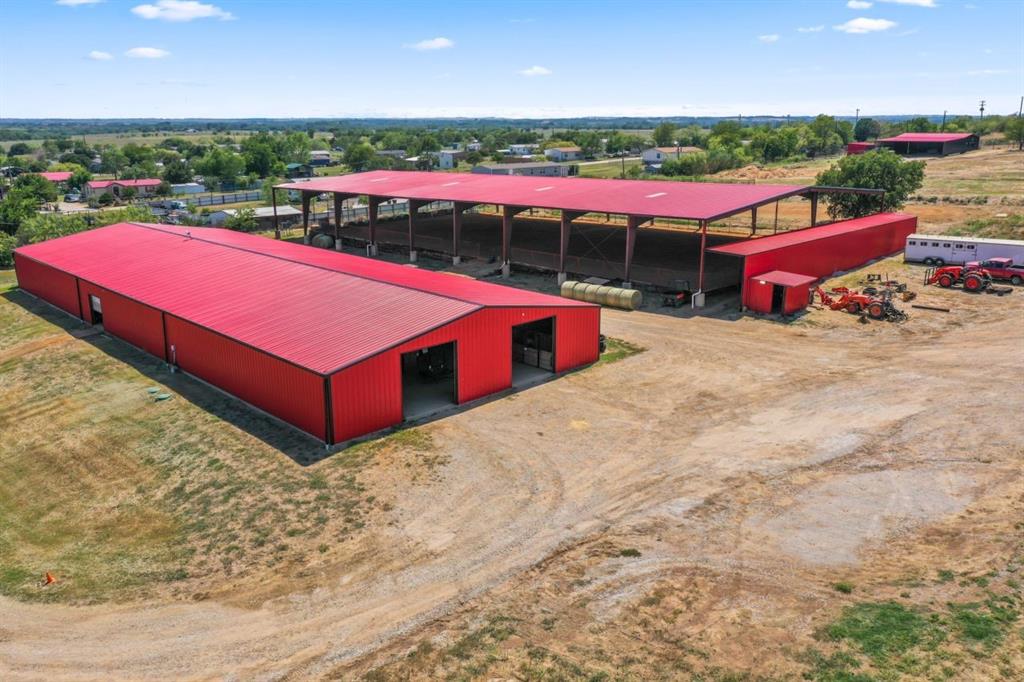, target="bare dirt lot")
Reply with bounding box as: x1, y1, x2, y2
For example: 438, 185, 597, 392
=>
1, 148, 1022, 681
1, 253, 1021, 680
